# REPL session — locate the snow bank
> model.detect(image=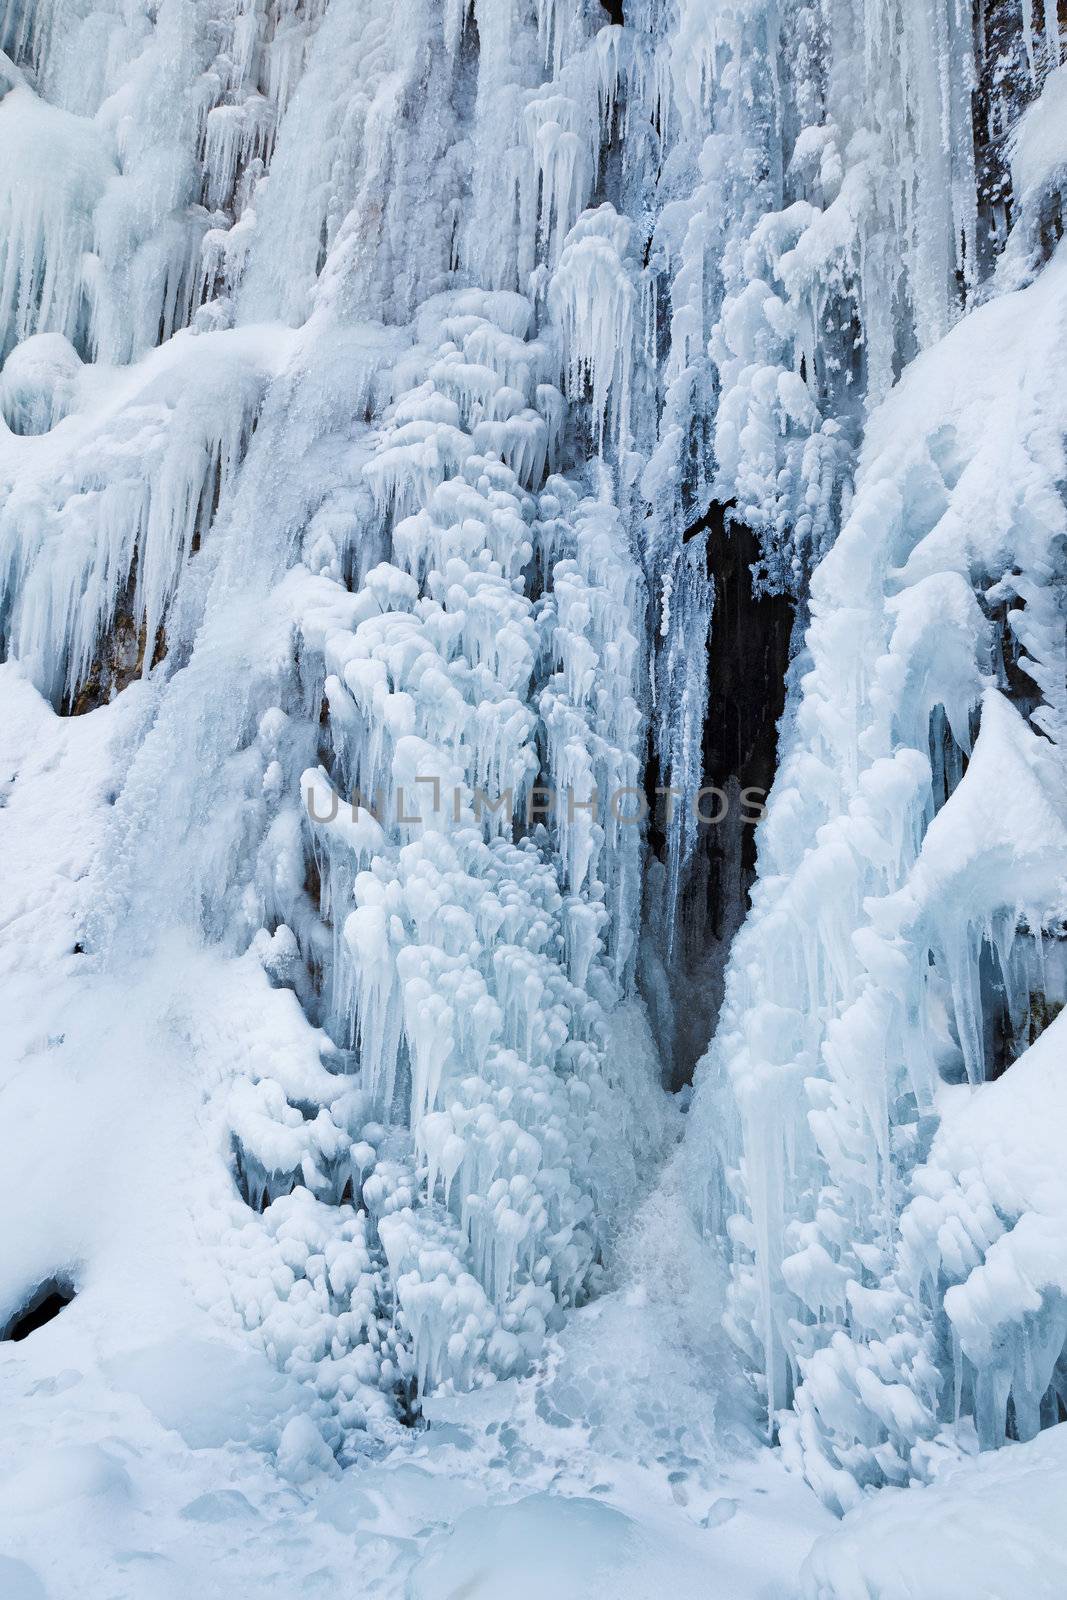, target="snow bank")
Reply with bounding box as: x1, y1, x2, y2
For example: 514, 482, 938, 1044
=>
803, 1423, 1067, 1600
409, 1495, 644, 1600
